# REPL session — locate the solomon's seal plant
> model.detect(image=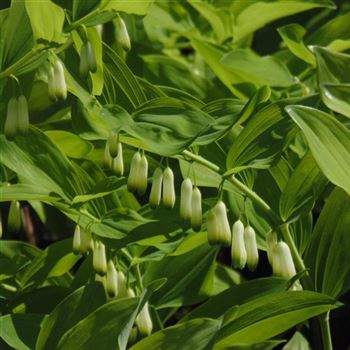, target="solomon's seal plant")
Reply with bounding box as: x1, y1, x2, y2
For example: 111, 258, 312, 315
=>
0, 1, 349, 349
